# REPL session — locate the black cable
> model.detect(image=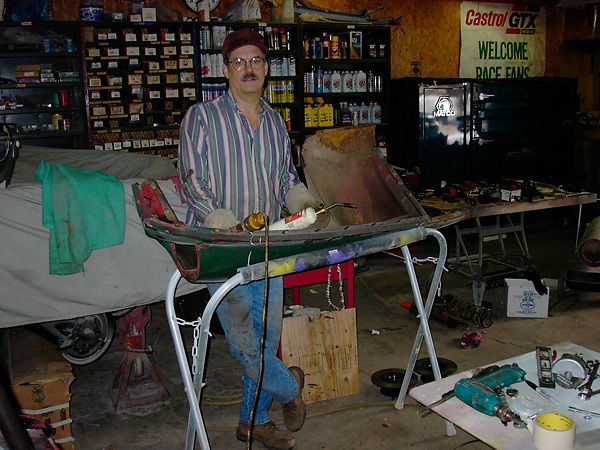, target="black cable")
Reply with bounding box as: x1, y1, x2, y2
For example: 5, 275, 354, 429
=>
453, 439, 480, 450
247, 214, 270, 449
